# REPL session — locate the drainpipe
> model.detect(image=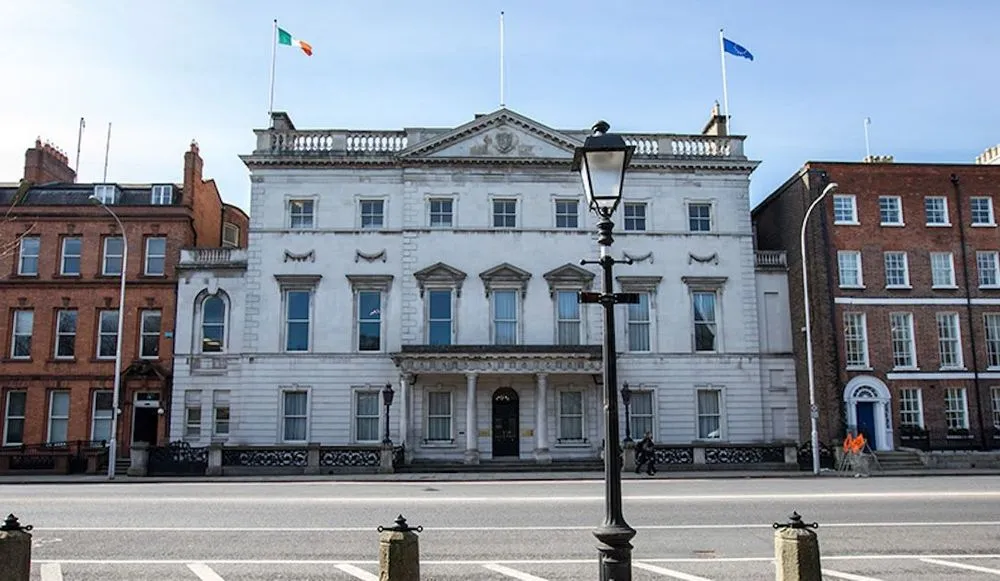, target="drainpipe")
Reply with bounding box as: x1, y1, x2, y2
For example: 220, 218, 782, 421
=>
951, 173, 988, 450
